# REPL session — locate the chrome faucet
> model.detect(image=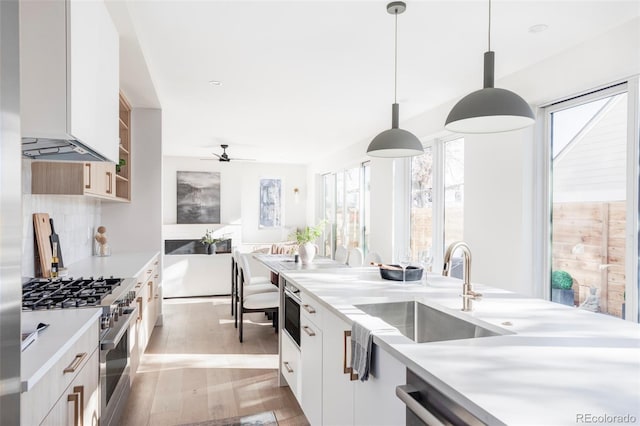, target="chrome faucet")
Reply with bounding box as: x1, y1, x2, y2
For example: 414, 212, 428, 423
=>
442, 241, 481, 311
